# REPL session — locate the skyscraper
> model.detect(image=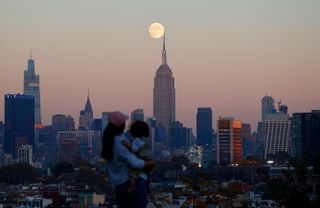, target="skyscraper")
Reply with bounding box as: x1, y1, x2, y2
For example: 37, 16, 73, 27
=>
0, 121, 4, 145
263, 113, 291, 159
279, 104, 288, 114
52, 114, 75, 138
256, 122, 265, 159
292, 110, 320, 165
196, 107, 213, 145
153, 36, 175, 130
261, 96, 276, 120
242, 123, 253, 159
217, 117, 242, 165
49, 114, 74, 166
24, 56, 41, 124
169, 121, 192, 149
79, 93, 93, 130
4, 94, 35, 158
91, 118, 102, 132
